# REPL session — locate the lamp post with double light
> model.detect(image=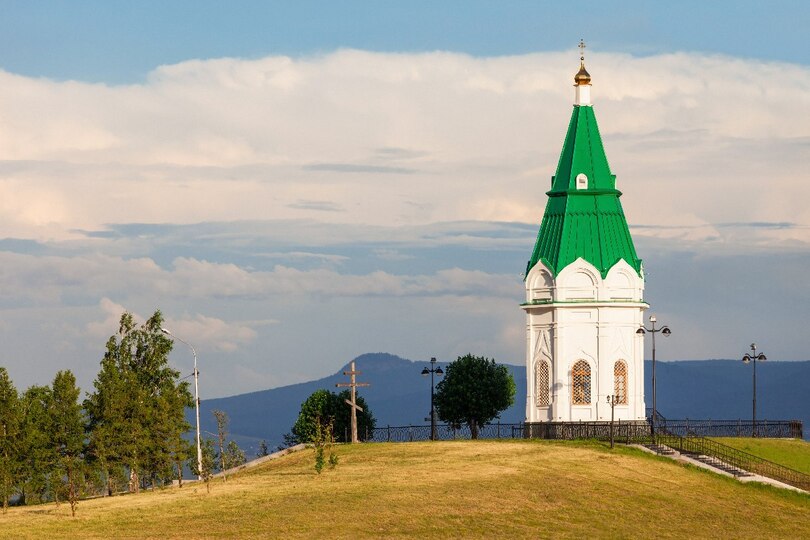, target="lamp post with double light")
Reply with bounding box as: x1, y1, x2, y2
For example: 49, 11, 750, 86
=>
421, 357, 443, 441
636, 315, 671, 443
161, 328, 202, 480
742, 343, 766, 437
